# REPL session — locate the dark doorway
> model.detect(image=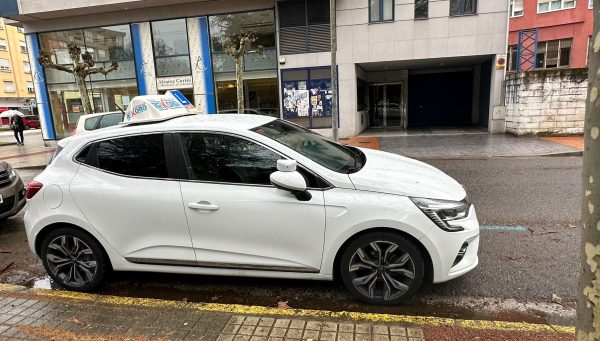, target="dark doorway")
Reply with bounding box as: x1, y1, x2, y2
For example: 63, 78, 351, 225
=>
407, 71, 473, 127
368, 83, 403, 129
